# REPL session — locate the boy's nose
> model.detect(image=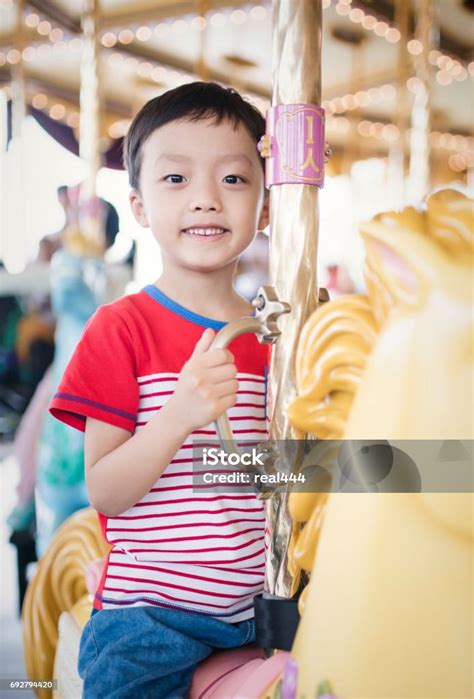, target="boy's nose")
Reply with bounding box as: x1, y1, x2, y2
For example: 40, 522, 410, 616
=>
189, 194, 222, 212
189, 201, 221, 212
